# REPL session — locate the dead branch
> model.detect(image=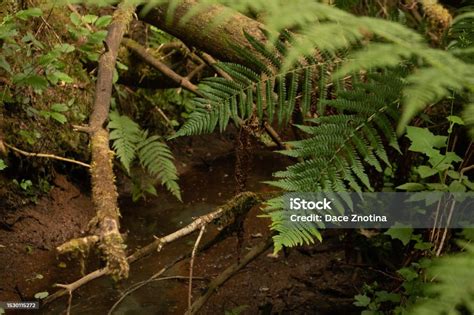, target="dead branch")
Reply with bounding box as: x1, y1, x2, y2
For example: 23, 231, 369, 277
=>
263, 122, 288, 150
186, 237, 273, 315
188, 226, 206, 311
3, 142, 90, 168
199, 52, 232, 81
57, 1, 136, 281
45, 192, 260, 304
122, 38, 202, 96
